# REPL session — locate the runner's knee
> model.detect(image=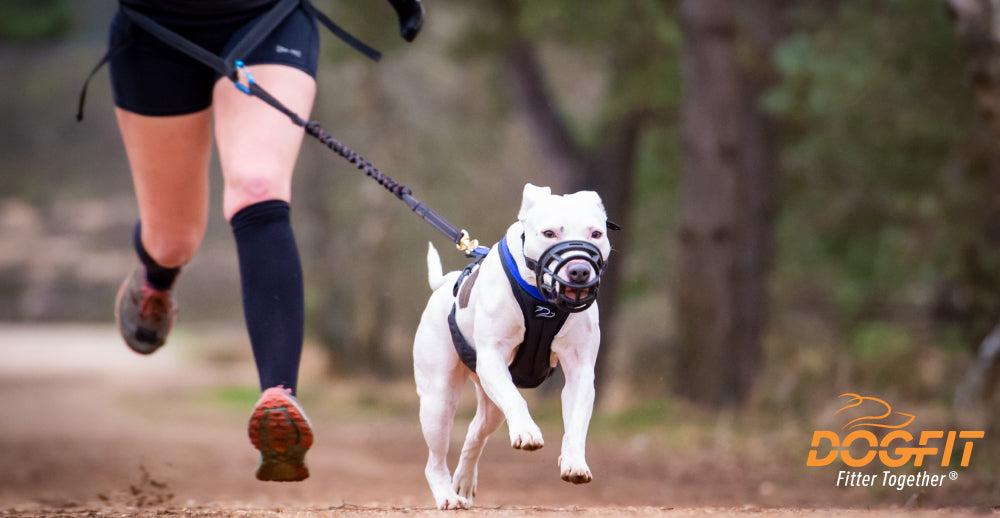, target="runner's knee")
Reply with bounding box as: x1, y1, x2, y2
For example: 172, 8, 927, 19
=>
140, 227, 203, 268
224, 173, 292, 220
